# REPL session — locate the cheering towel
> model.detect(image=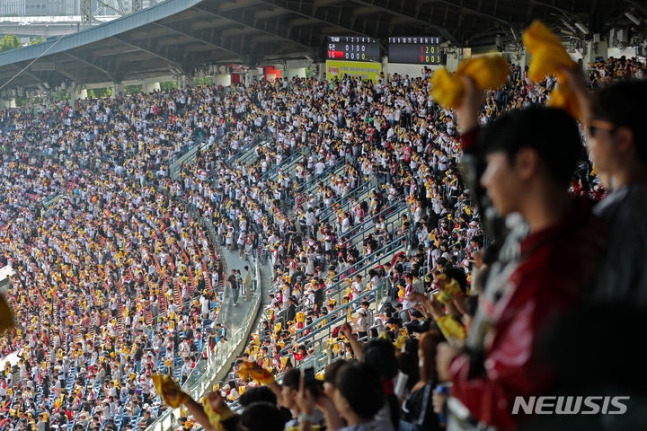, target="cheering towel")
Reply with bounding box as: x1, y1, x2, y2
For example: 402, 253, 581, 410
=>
523, 20, 579, 118
431, 55, 510, 109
